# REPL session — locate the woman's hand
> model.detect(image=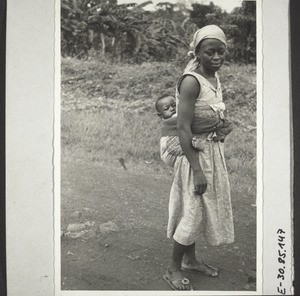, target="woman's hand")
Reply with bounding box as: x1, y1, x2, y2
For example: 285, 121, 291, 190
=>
193, 170, 207, 196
